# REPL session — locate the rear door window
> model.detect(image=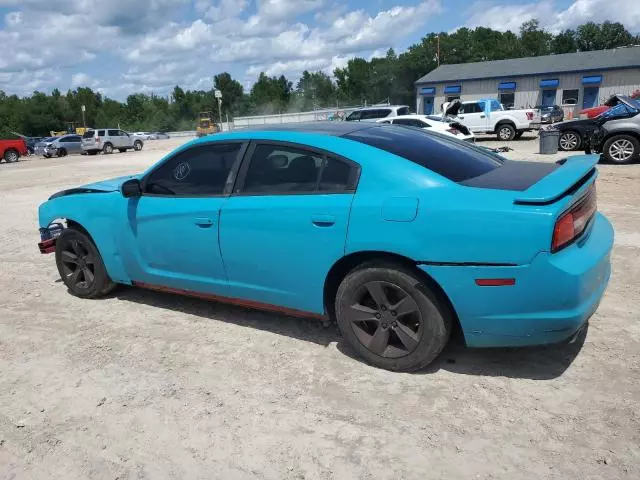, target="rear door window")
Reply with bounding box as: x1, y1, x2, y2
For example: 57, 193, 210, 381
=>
238, 144, 356, 194
97, 130, 106, 136
107, 129, 119, 136
344, 125, 503, 182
